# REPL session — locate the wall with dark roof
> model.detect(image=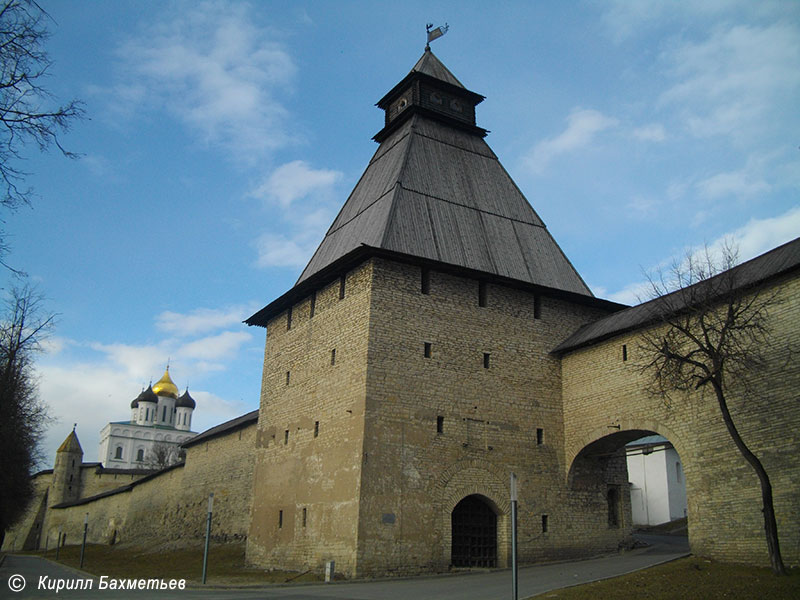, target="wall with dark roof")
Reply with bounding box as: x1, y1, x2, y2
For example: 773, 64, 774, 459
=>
7, 418, 257, 552
561, 270, 800, 567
